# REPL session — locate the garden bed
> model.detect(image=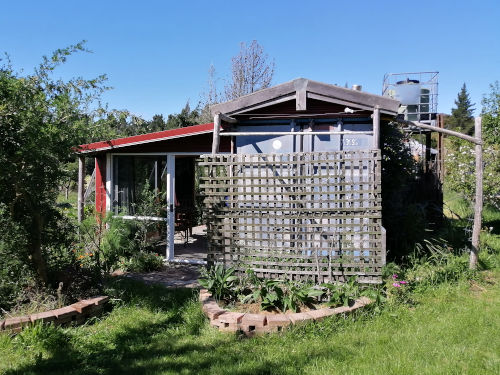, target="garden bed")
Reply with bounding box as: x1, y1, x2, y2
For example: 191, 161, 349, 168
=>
199, 289, 372, 336
0, 296, 109, 334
